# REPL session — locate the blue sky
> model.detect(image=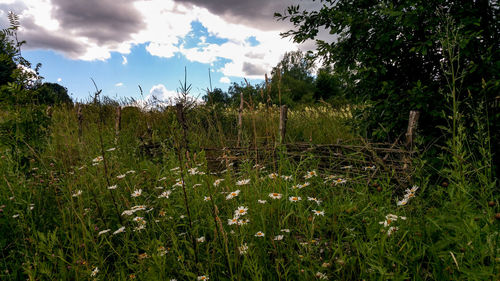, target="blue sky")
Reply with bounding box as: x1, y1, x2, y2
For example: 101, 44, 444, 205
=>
0, 0, 319, 103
